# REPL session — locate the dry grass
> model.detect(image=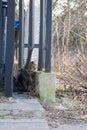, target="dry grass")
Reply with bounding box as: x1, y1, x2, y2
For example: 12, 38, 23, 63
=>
53, 51, 87, 93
